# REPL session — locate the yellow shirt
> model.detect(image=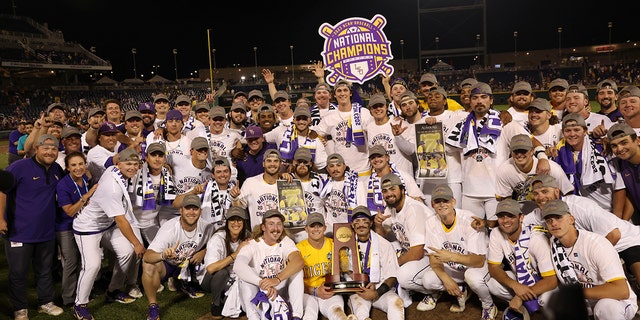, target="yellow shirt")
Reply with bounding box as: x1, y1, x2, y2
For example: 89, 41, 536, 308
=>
419, 98, 463, 112
297, 237, 333, 288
